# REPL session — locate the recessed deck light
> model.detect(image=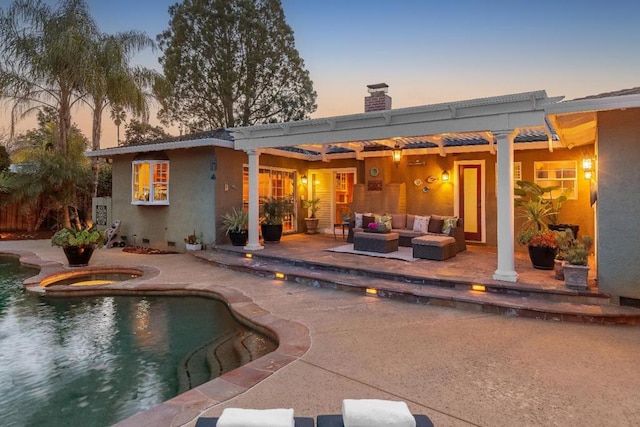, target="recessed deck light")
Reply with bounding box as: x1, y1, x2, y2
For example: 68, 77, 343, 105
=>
365, 288, 378, 296
471, 284, 486, 292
